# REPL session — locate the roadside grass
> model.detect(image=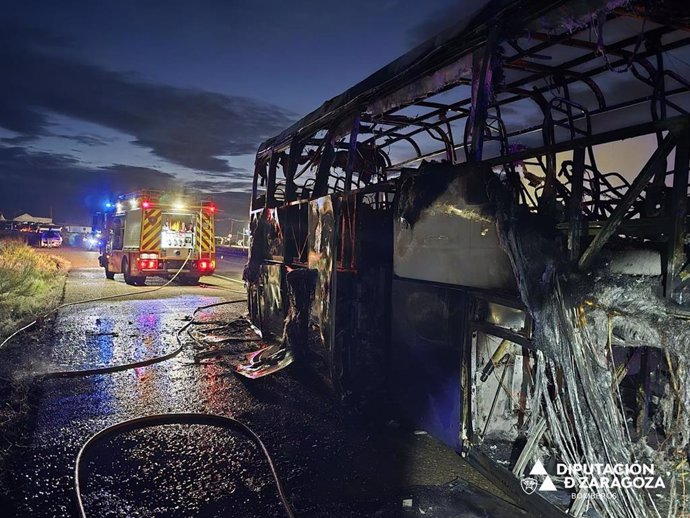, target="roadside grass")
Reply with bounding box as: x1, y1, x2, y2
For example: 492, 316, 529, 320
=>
0, 241, 69, 511
0, 240, 70, 339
